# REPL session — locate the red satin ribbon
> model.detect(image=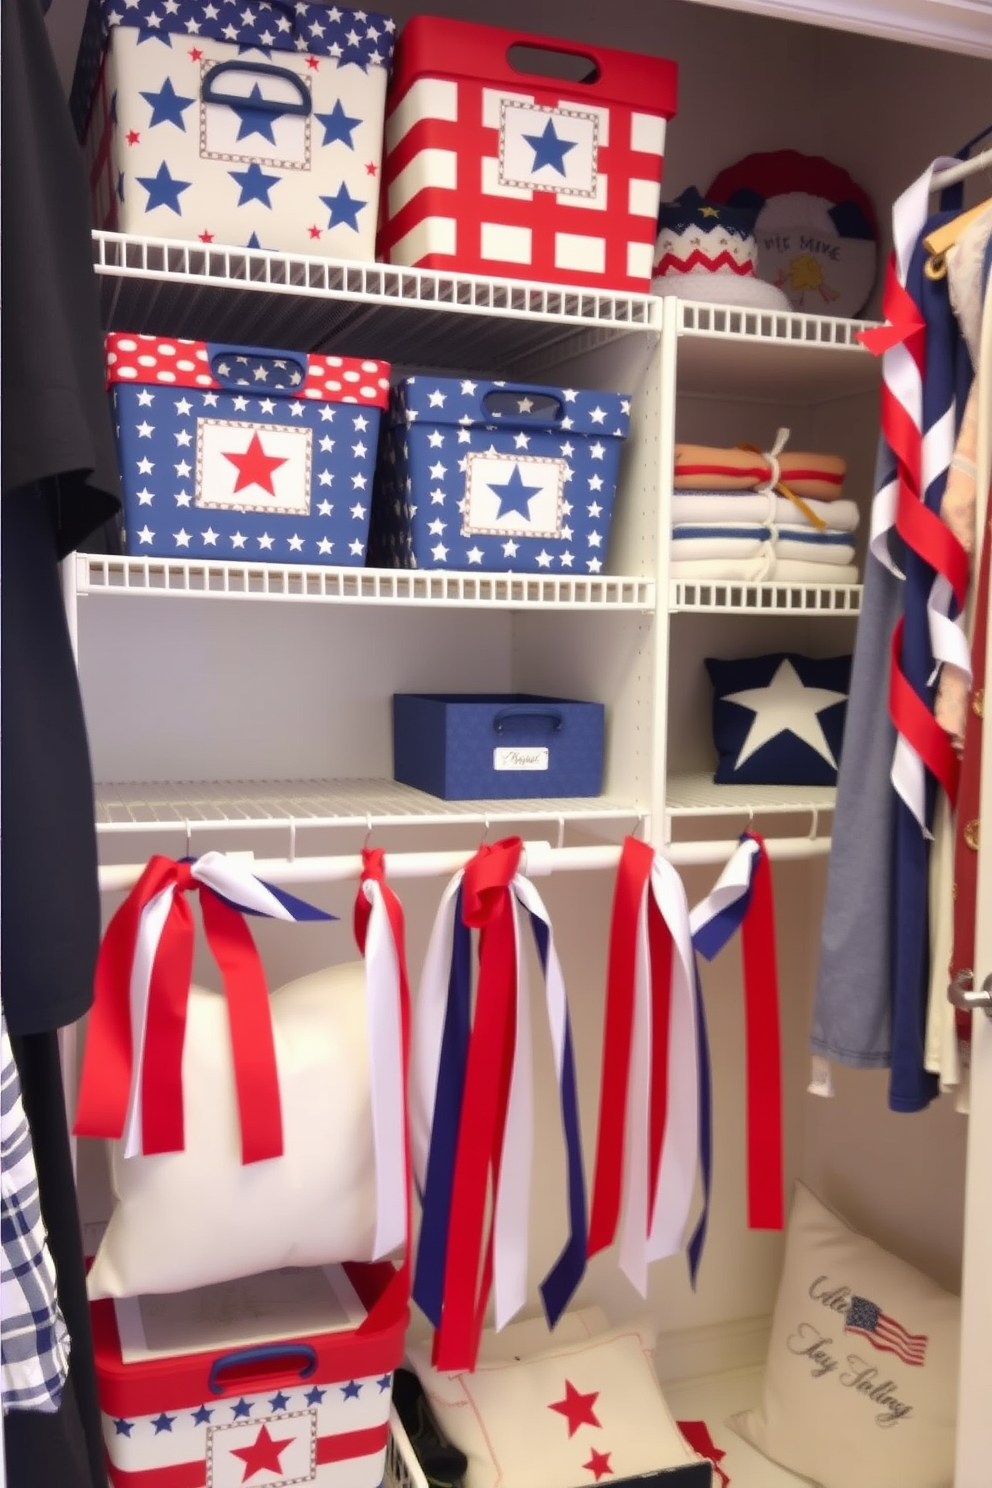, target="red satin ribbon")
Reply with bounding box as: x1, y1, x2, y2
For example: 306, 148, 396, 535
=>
353, 848, 413, 1335
587, 837, 674, 1258
433, 837, 522, 1371
861, 257, 969, 810
676, 1421, 730, 1487
74, 856, 283, 1166
951, 493, 991, 1046
739, 834, 784, 1231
